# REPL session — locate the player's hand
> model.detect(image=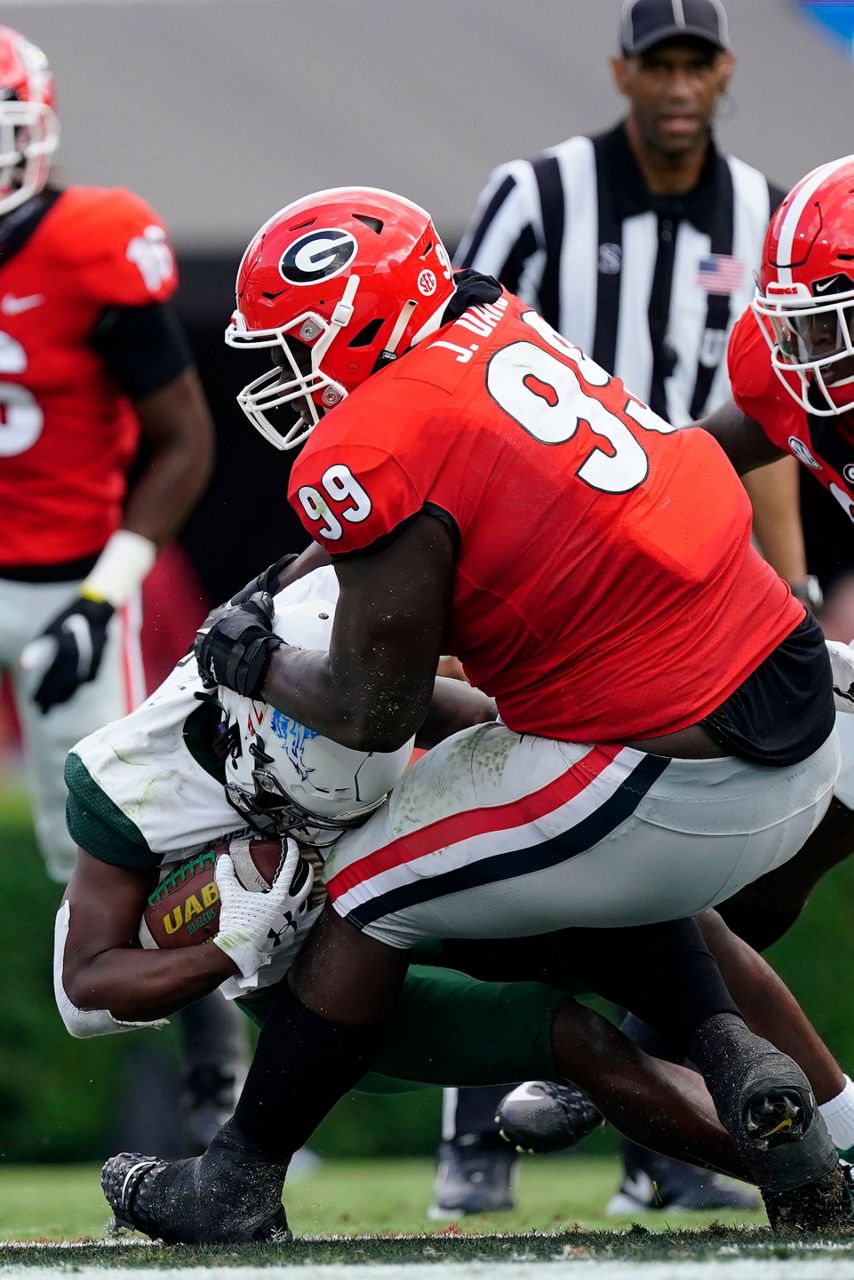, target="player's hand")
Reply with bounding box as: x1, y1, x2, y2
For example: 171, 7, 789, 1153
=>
213, 838, 314, 978
193, 590, 284, 697
20, 595, 115, 714
827, 639, 854, 713
229, 553, 299, 606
